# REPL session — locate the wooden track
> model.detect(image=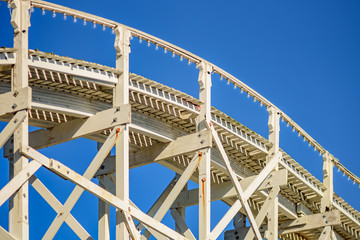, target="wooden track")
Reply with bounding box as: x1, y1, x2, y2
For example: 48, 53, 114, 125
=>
0, 1, 359, 239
